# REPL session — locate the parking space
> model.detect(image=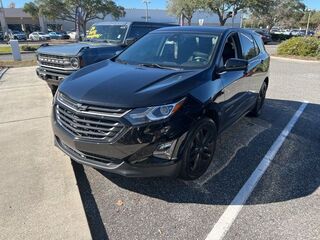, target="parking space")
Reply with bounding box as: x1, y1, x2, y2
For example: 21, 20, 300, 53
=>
71, 58, 320, 240
1, 58, 319, 240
